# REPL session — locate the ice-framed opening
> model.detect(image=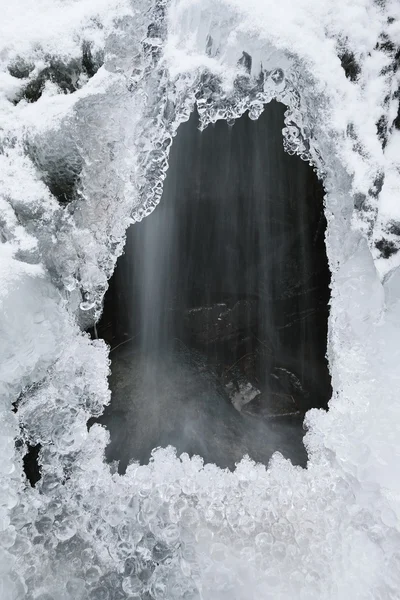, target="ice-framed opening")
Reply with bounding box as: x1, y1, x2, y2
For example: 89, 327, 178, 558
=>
95, 100, 331, 472
1, 0, 400, 598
